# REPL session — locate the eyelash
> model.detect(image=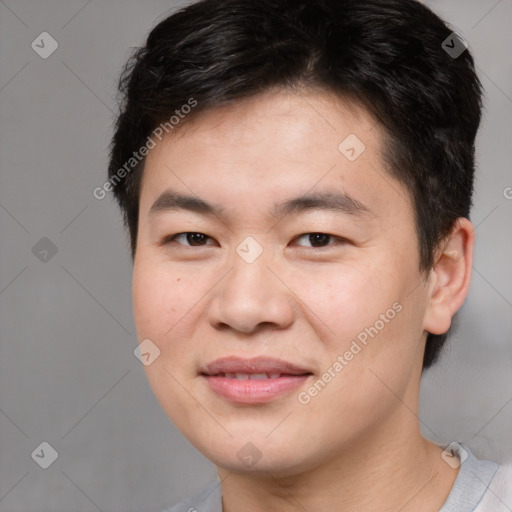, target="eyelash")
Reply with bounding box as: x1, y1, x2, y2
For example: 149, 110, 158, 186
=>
161, 232, 348, 249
